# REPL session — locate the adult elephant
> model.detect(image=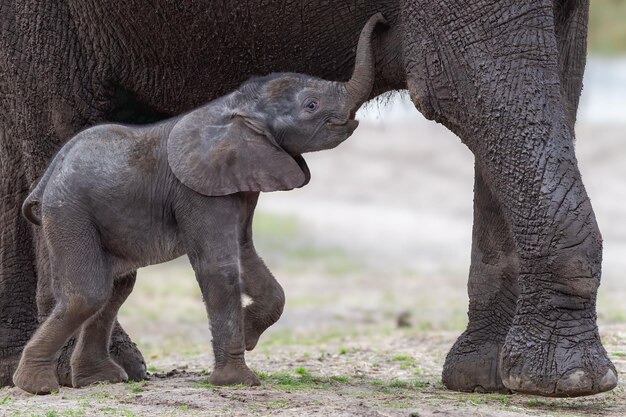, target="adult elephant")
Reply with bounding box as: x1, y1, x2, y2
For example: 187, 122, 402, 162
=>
0, 0, 616, 397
